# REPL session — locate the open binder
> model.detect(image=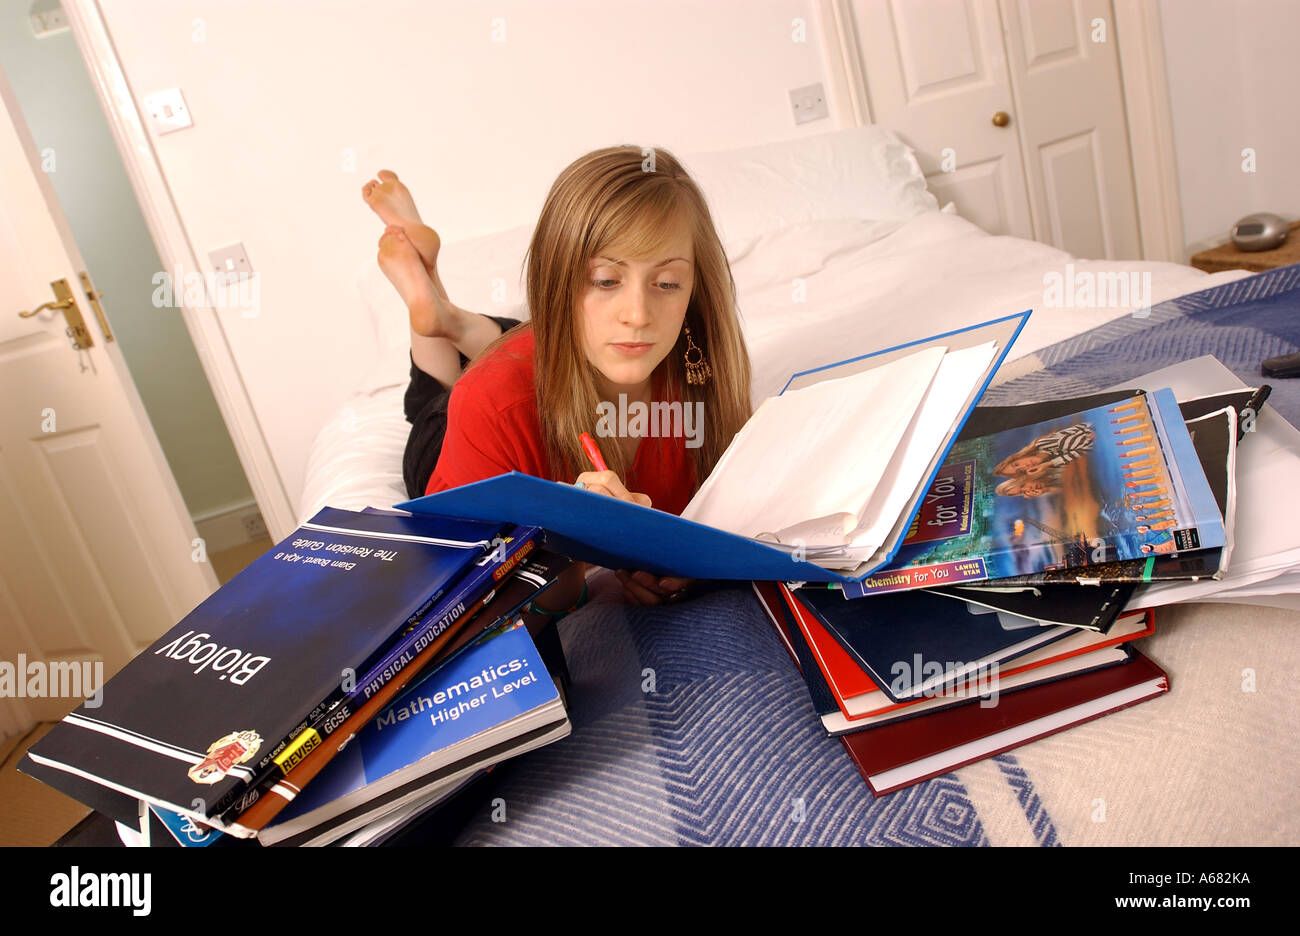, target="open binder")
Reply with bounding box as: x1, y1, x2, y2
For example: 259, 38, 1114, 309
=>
397, 311, 1032, 584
